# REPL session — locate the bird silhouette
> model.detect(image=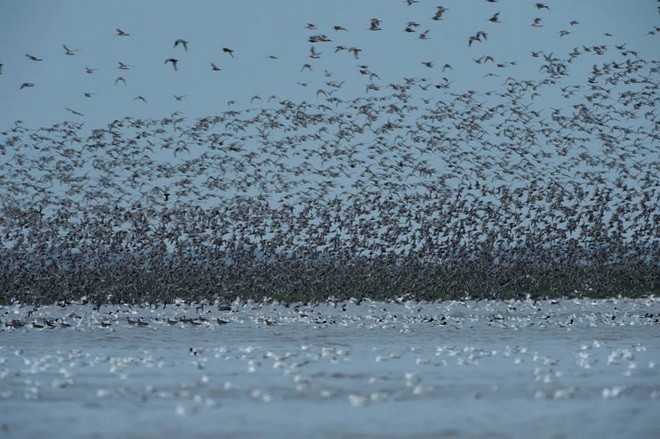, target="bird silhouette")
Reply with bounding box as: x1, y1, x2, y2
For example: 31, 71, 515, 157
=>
165, 58, 178, 70
174, 39, 189, 51
433, 6, 449, 20
63, 45, 80, 55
